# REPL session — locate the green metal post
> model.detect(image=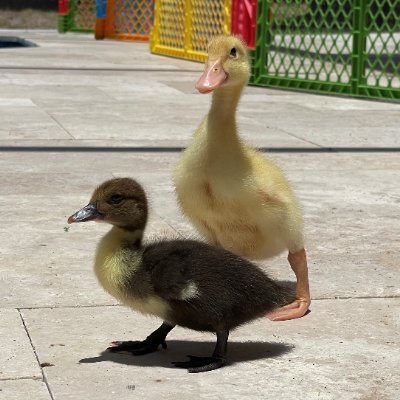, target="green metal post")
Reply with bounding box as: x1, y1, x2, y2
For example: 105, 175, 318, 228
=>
58, 15, 68, 33
252, 0, 270, 84
351, 0, 368, 95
